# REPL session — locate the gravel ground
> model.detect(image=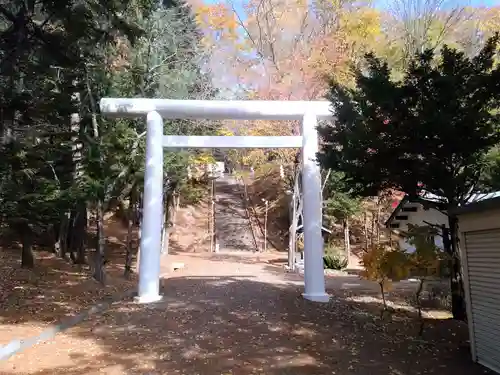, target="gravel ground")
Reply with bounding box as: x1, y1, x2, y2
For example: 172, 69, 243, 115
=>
0, 251, 491, 375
